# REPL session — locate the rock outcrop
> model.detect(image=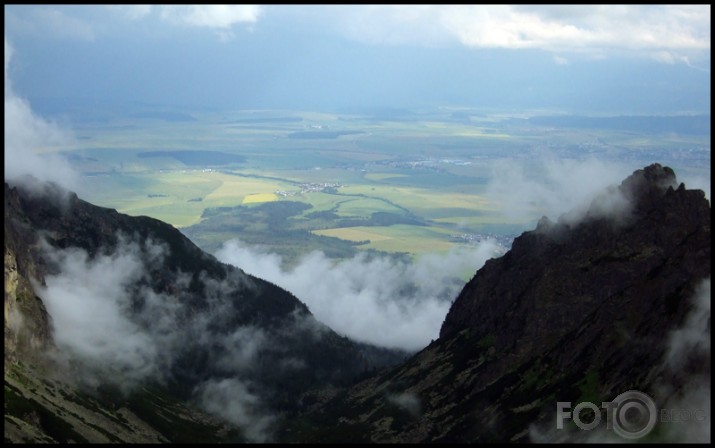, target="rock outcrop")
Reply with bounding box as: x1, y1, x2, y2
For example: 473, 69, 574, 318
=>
282, 163, 710, 442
